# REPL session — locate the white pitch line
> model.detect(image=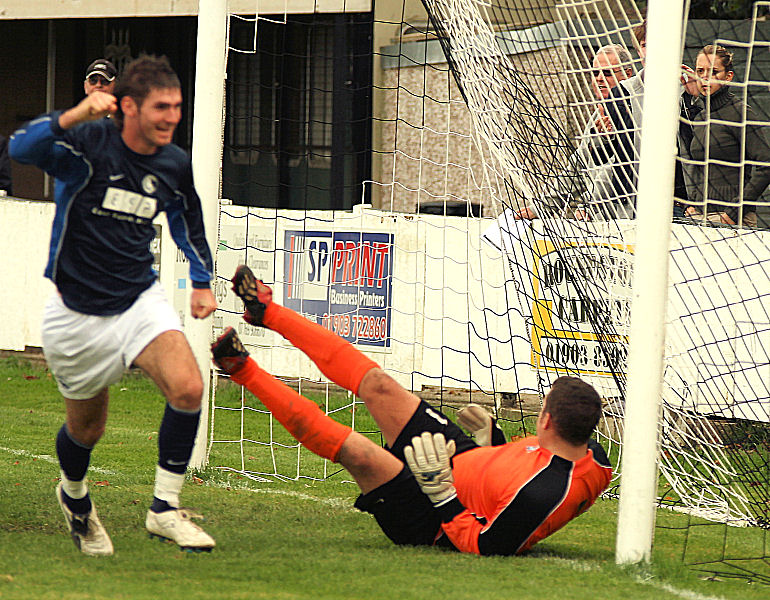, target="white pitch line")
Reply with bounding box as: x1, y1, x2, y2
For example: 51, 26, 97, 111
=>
634, 575, 727, 600
0, 446, 116, 475
1, 446, 349, 507
541, 556, 599, 572
203, 477, 355, 510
